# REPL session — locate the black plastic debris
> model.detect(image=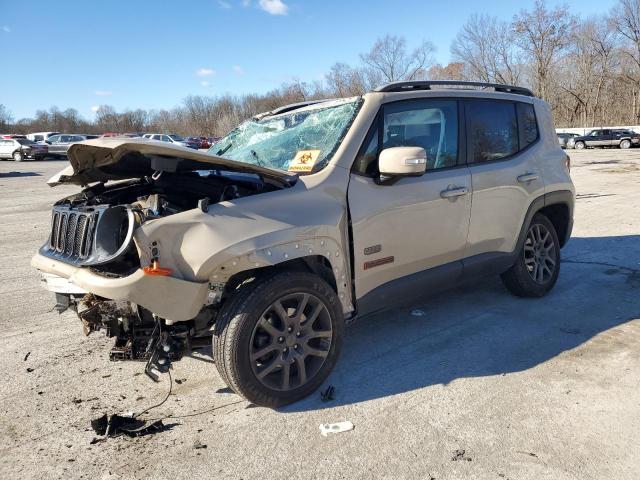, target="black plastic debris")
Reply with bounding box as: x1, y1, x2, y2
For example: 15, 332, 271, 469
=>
90, 413, 169, 439
91, 414, 109, 436
193, 440, 207, 449
24, 352, 31, 361
320, 385, 335, 402
451, 449, 472, 462
26, 367, 34, 373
